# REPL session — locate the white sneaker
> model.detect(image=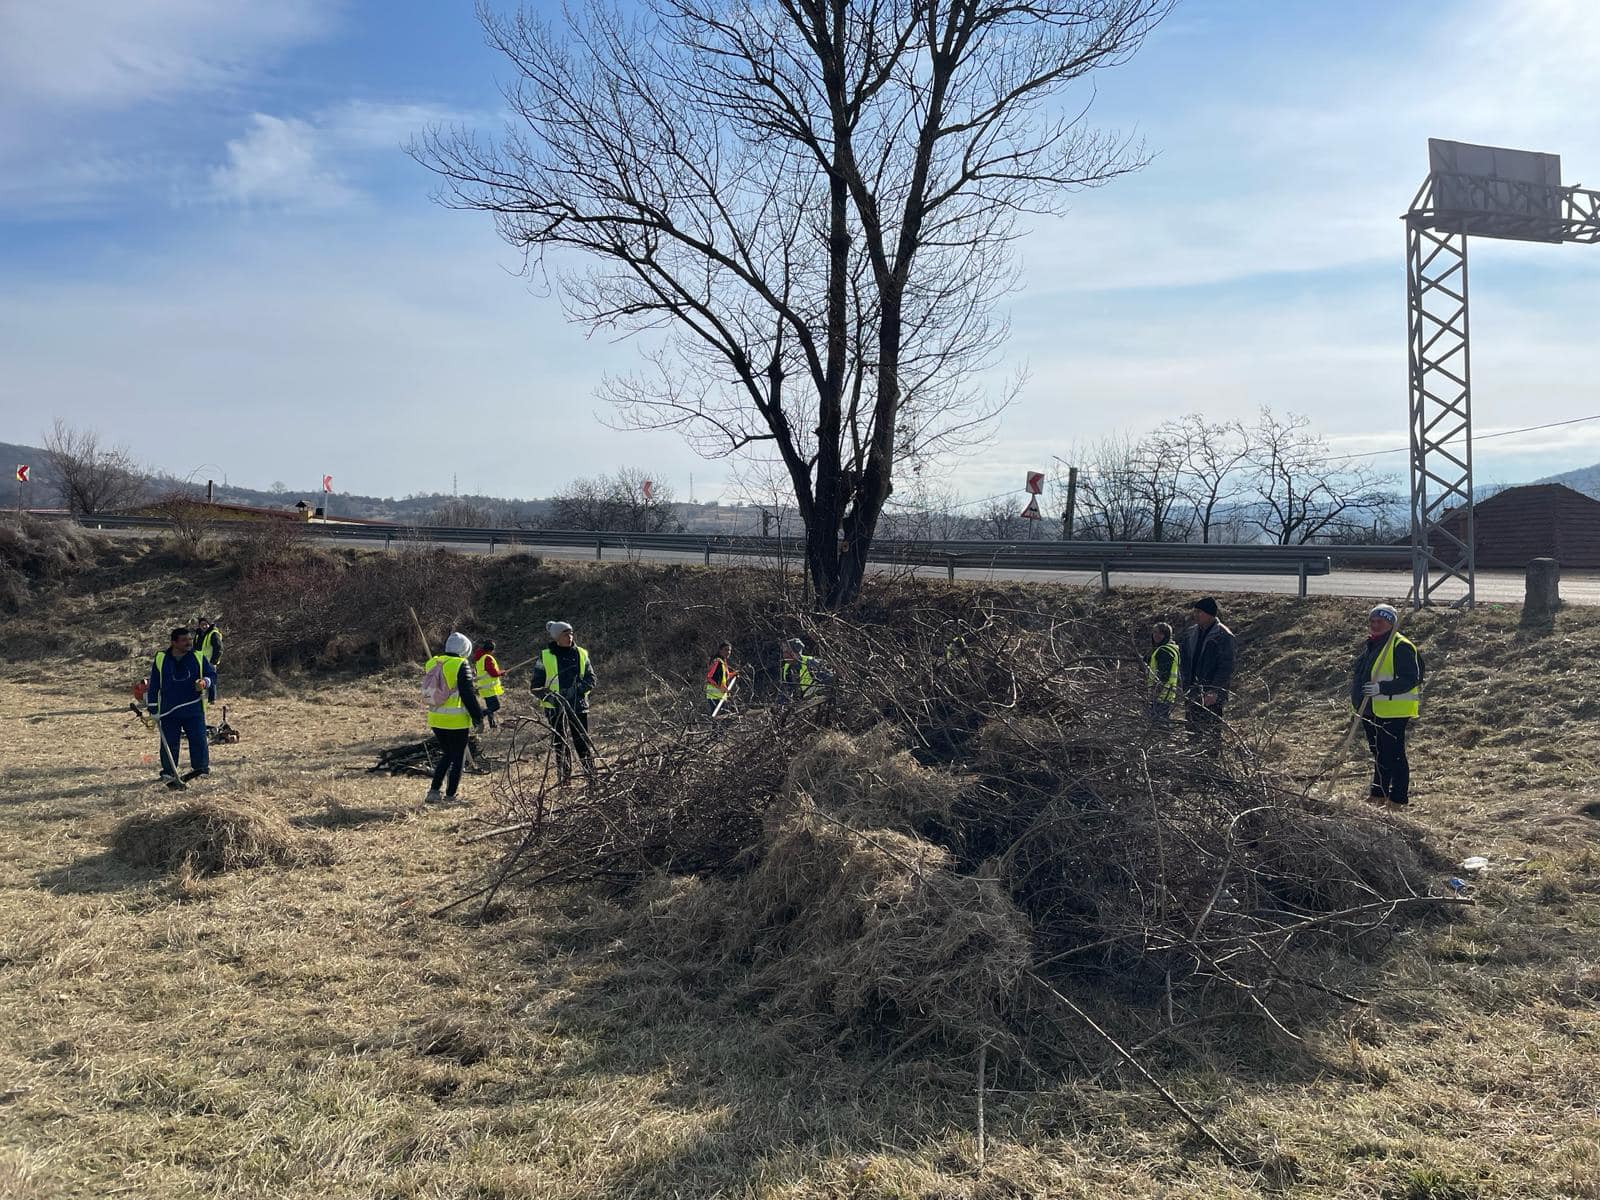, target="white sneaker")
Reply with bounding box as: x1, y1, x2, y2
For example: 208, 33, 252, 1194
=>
424, 788, 442, 805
